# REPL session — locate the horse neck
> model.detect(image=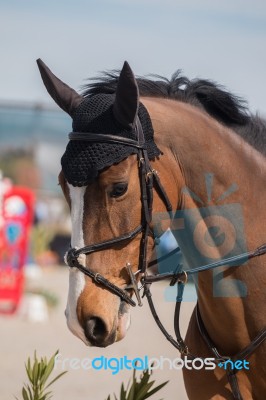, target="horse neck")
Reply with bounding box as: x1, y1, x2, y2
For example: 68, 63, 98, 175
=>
143, 97, 266, 353
145, 97, 266, 212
